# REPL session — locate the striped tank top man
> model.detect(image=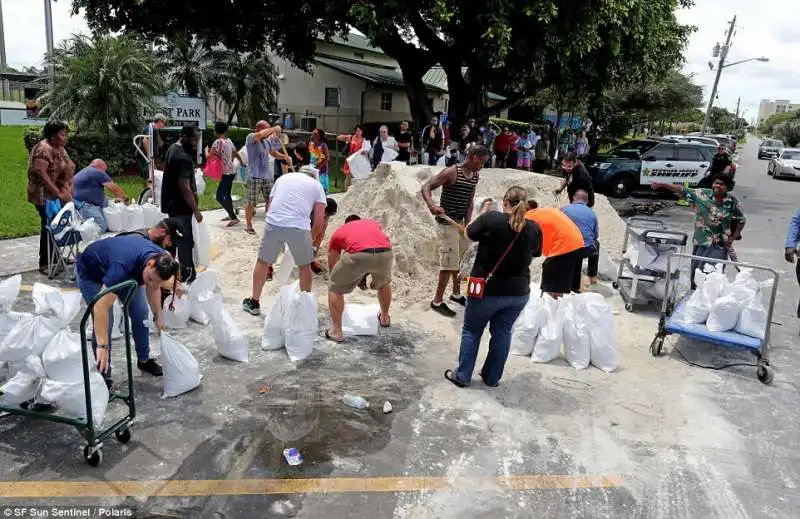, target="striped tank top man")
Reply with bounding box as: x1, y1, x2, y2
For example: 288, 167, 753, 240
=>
437, 164, 480, 225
